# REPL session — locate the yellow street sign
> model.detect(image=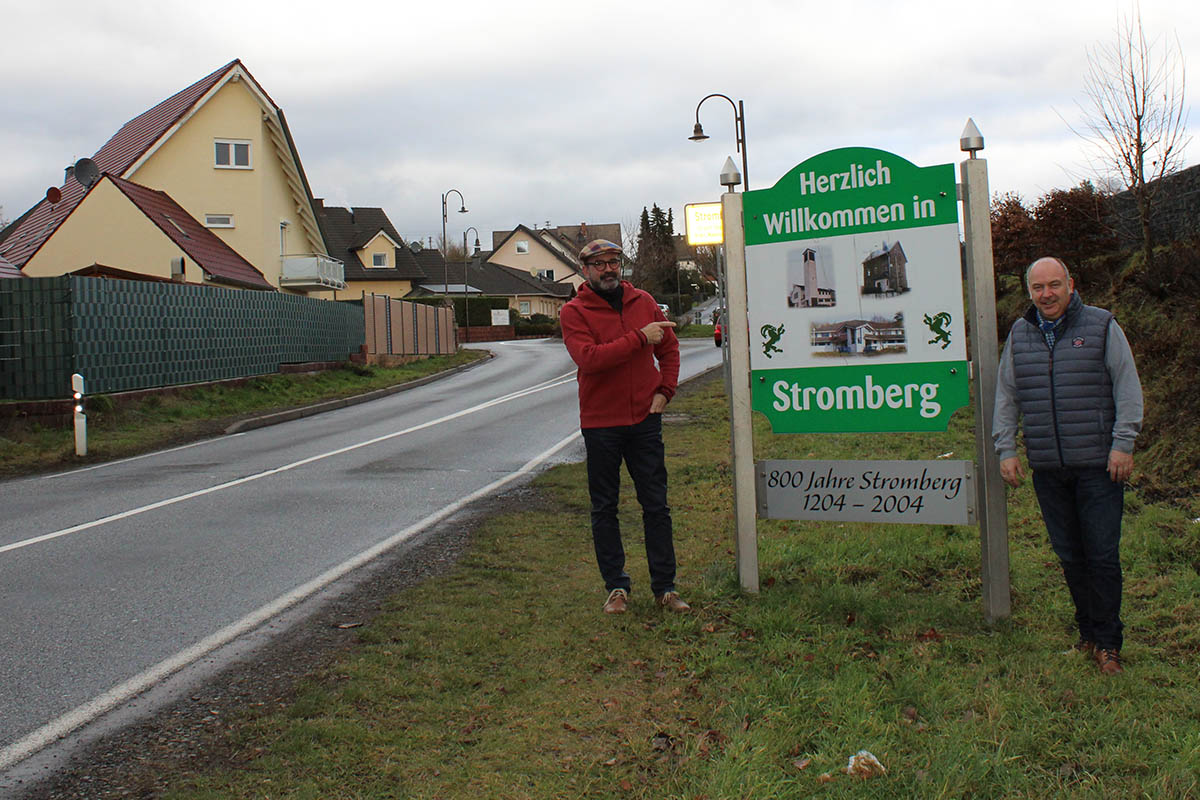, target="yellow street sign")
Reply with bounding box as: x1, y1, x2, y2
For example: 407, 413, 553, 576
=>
684, 202, 723, 245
